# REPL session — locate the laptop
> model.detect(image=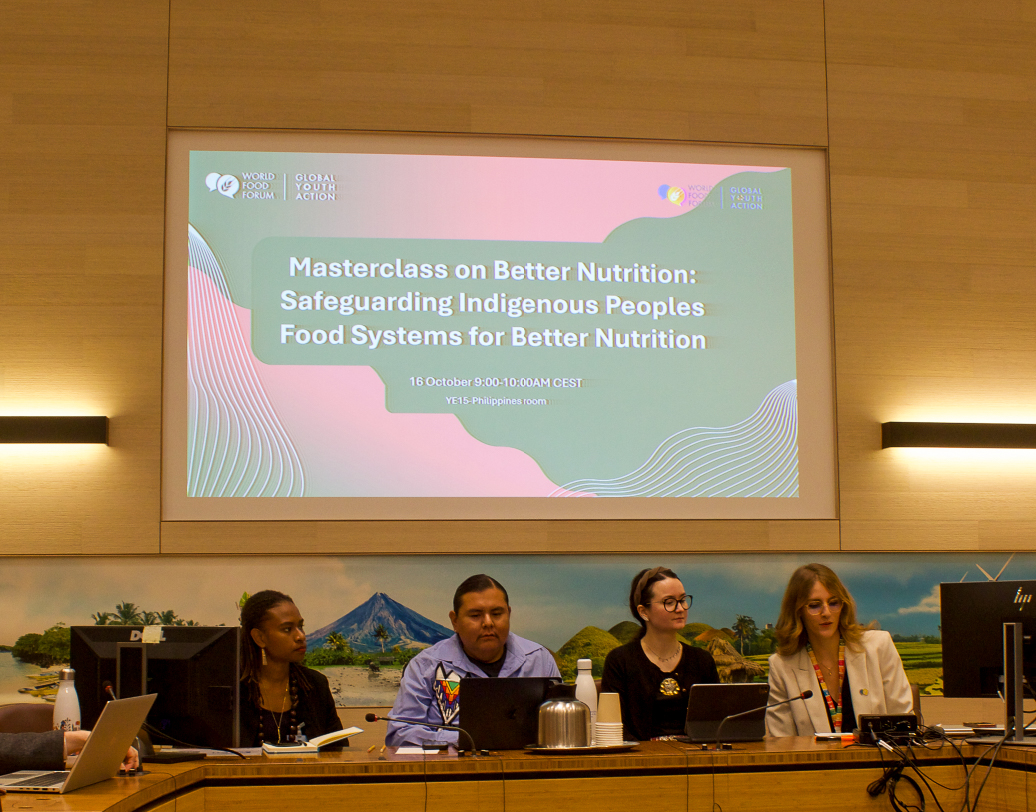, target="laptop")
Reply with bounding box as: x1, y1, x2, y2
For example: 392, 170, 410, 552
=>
684, 683, 769, 743
0, 693, 156, 794
459, 677, 556, 750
